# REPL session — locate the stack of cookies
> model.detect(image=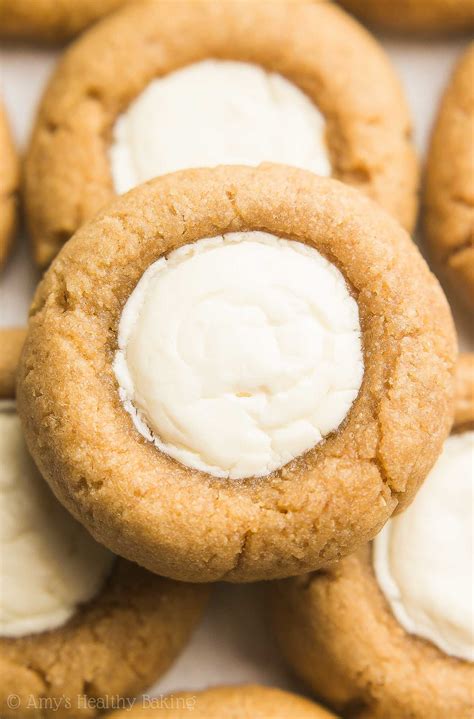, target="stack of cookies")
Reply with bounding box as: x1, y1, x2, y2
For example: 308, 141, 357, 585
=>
0, 1, 472, 717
